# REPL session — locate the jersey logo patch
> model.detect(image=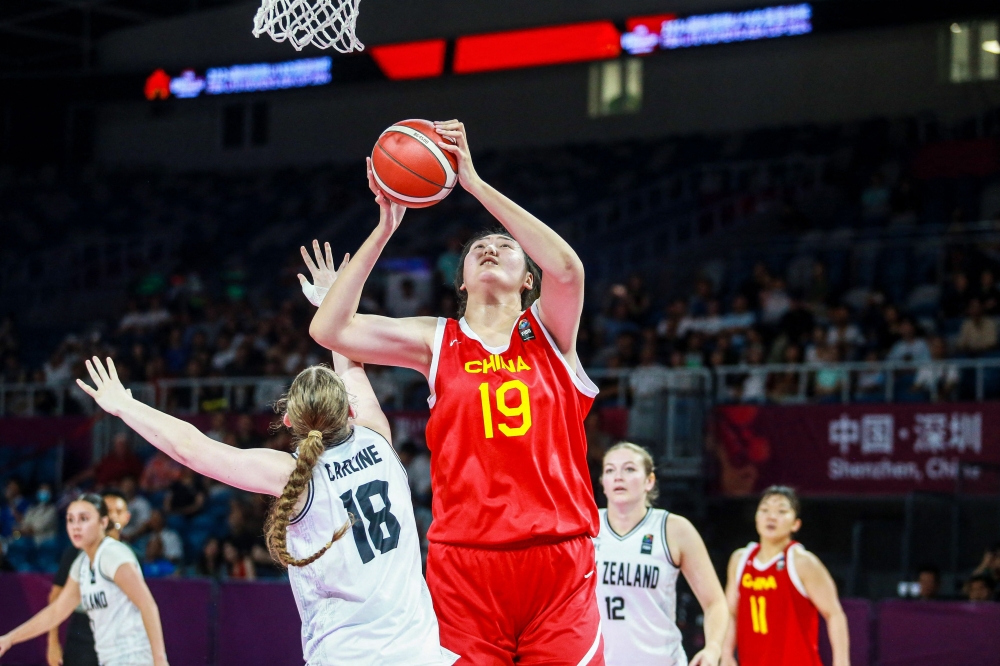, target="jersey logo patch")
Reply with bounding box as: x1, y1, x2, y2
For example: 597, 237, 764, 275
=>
777, 556, 786, 571
641, 534, 654, 554
518, 318, 535, 341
